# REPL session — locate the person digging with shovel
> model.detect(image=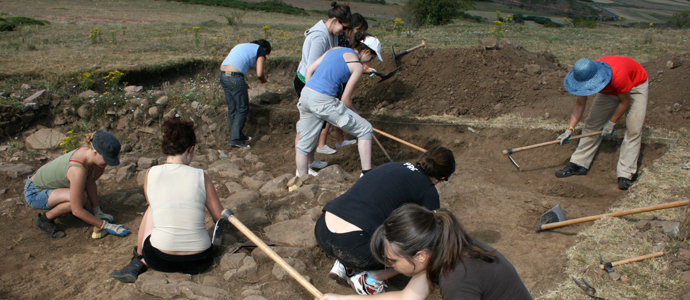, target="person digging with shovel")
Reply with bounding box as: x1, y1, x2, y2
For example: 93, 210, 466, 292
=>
555, 56, 648, 190
111, 119, 225, 283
